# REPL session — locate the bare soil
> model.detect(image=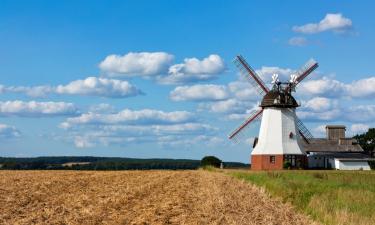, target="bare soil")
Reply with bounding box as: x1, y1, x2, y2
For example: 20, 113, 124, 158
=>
0, 170, 317, 225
